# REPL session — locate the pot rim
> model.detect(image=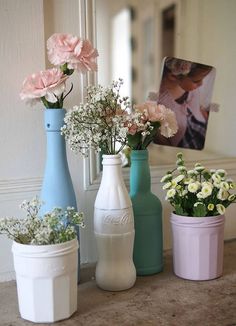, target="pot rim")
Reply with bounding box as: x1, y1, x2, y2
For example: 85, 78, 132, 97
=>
12, 237, 78, 250
102, 153, 121, 159
171, 212, 225, 227
171, 212, 224, 219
